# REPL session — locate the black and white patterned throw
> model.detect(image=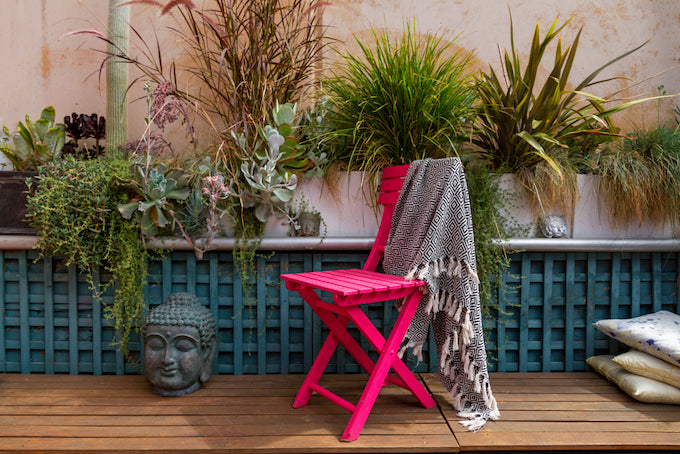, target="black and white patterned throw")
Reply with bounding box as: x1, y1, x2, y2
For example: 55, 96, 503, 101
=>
382, 158, 500, 431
